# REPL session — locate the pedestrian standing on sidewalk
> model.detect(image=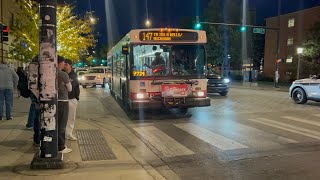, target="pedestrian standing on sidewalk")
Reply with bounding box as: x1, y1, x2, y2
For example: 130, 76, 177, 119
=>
0, 61, 19, 120
57, 56, 72, 153
64, 59, 80, 141
16, 67, 25, 98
